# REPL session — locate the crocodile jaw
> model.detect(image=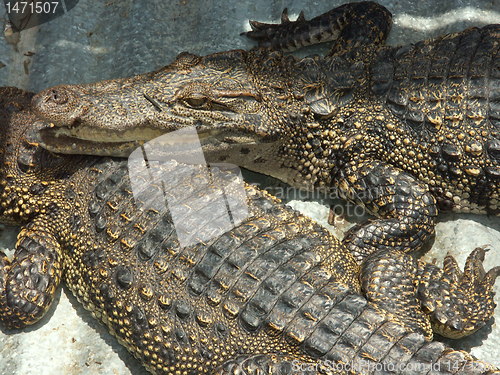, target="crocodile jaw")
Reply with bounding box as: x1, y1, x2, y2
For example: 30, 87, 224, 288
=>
37, 123, 263, 157
37, 124, 164, 156
38, 129, 143, 156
